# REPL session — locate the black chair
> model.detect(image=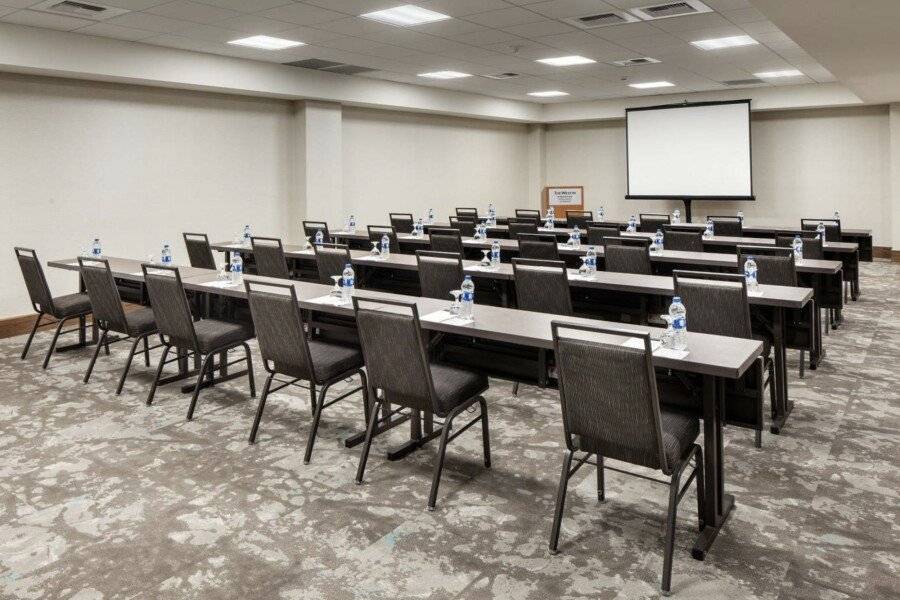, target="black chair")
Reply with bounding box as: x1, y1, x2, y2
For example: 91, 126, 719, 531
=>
604, 237, 652, 275
639, 213, 670, 233
368, 225, 400, 254
456, 207, 479, 219
549, 322, 704, 596
142, 264, 255, 419
449, 216, 476, 237
244, 280, 367, 463
512, 258, 572, 316
775, 233, 823, 259
183, 233, 217, 269
15, 247, 93, 368
429, 228, 464, 254
673, 270, 774, 447
313, 243, 352, 285
565, 210, 592, 230
587, 225, 619, 246
515, 209, 541, 222
389, 212, 414, 234
78, 257, 160, 395
517, 233, 559, 260
663, 228, 703, 252
352, 297, 490, 511
251, 236, 291, 279
415, 251, 464, 300
801, 218, 841, 242
707, 216, 743, 237
302, 220, 331, 244
737, 246, 796, 287
507, 218, 538, 239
